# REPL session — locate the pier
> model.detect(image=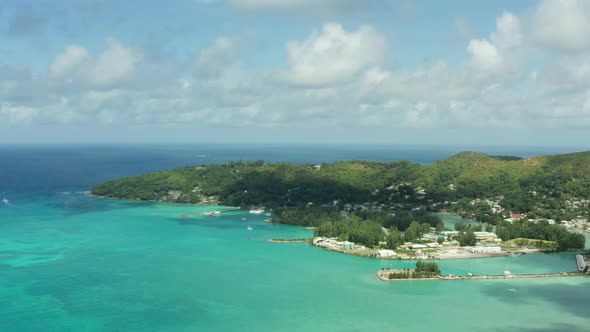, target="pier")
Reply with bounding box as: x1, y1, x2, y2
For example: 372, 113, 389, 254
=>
268, 239, 310, 243
576, 254, 589, 272
377, 270, 586, 282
